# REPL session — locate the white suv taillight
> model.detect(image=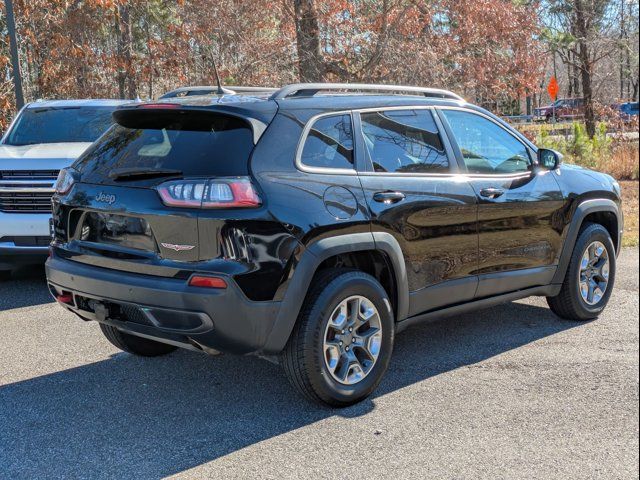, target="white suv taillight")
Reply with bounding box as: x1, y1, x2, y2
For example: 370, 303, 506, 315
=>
156, 177, 261, 209
54, 168, 76, 195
